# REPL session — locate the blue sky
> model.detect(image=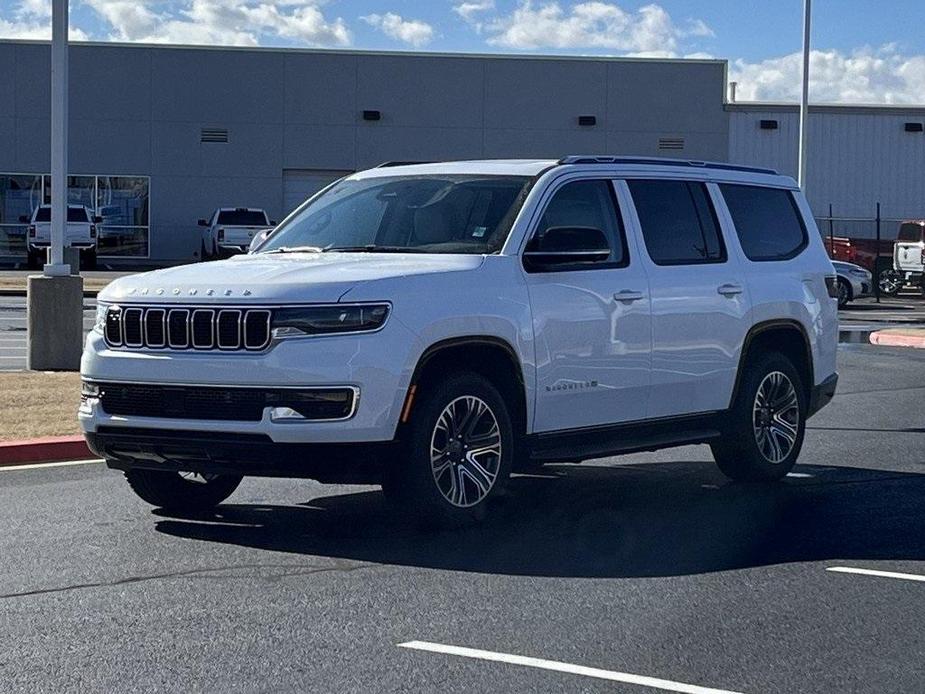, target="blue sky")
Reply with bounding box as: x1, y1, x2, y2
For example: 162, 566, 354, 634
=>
1, 1, 923, 103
